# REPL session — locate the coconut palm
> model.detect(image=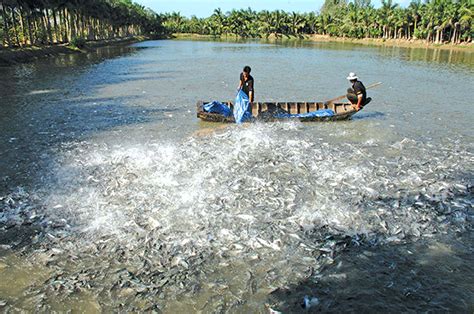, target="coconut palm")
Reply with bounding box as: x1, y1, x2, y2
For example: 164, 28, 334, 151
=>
209, 8, 225, 36
4, 0, 472, 47
408, 0, 422, 39
289, 12, 305, 36
257, 10, 274, 37
458, 0, 472, 42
